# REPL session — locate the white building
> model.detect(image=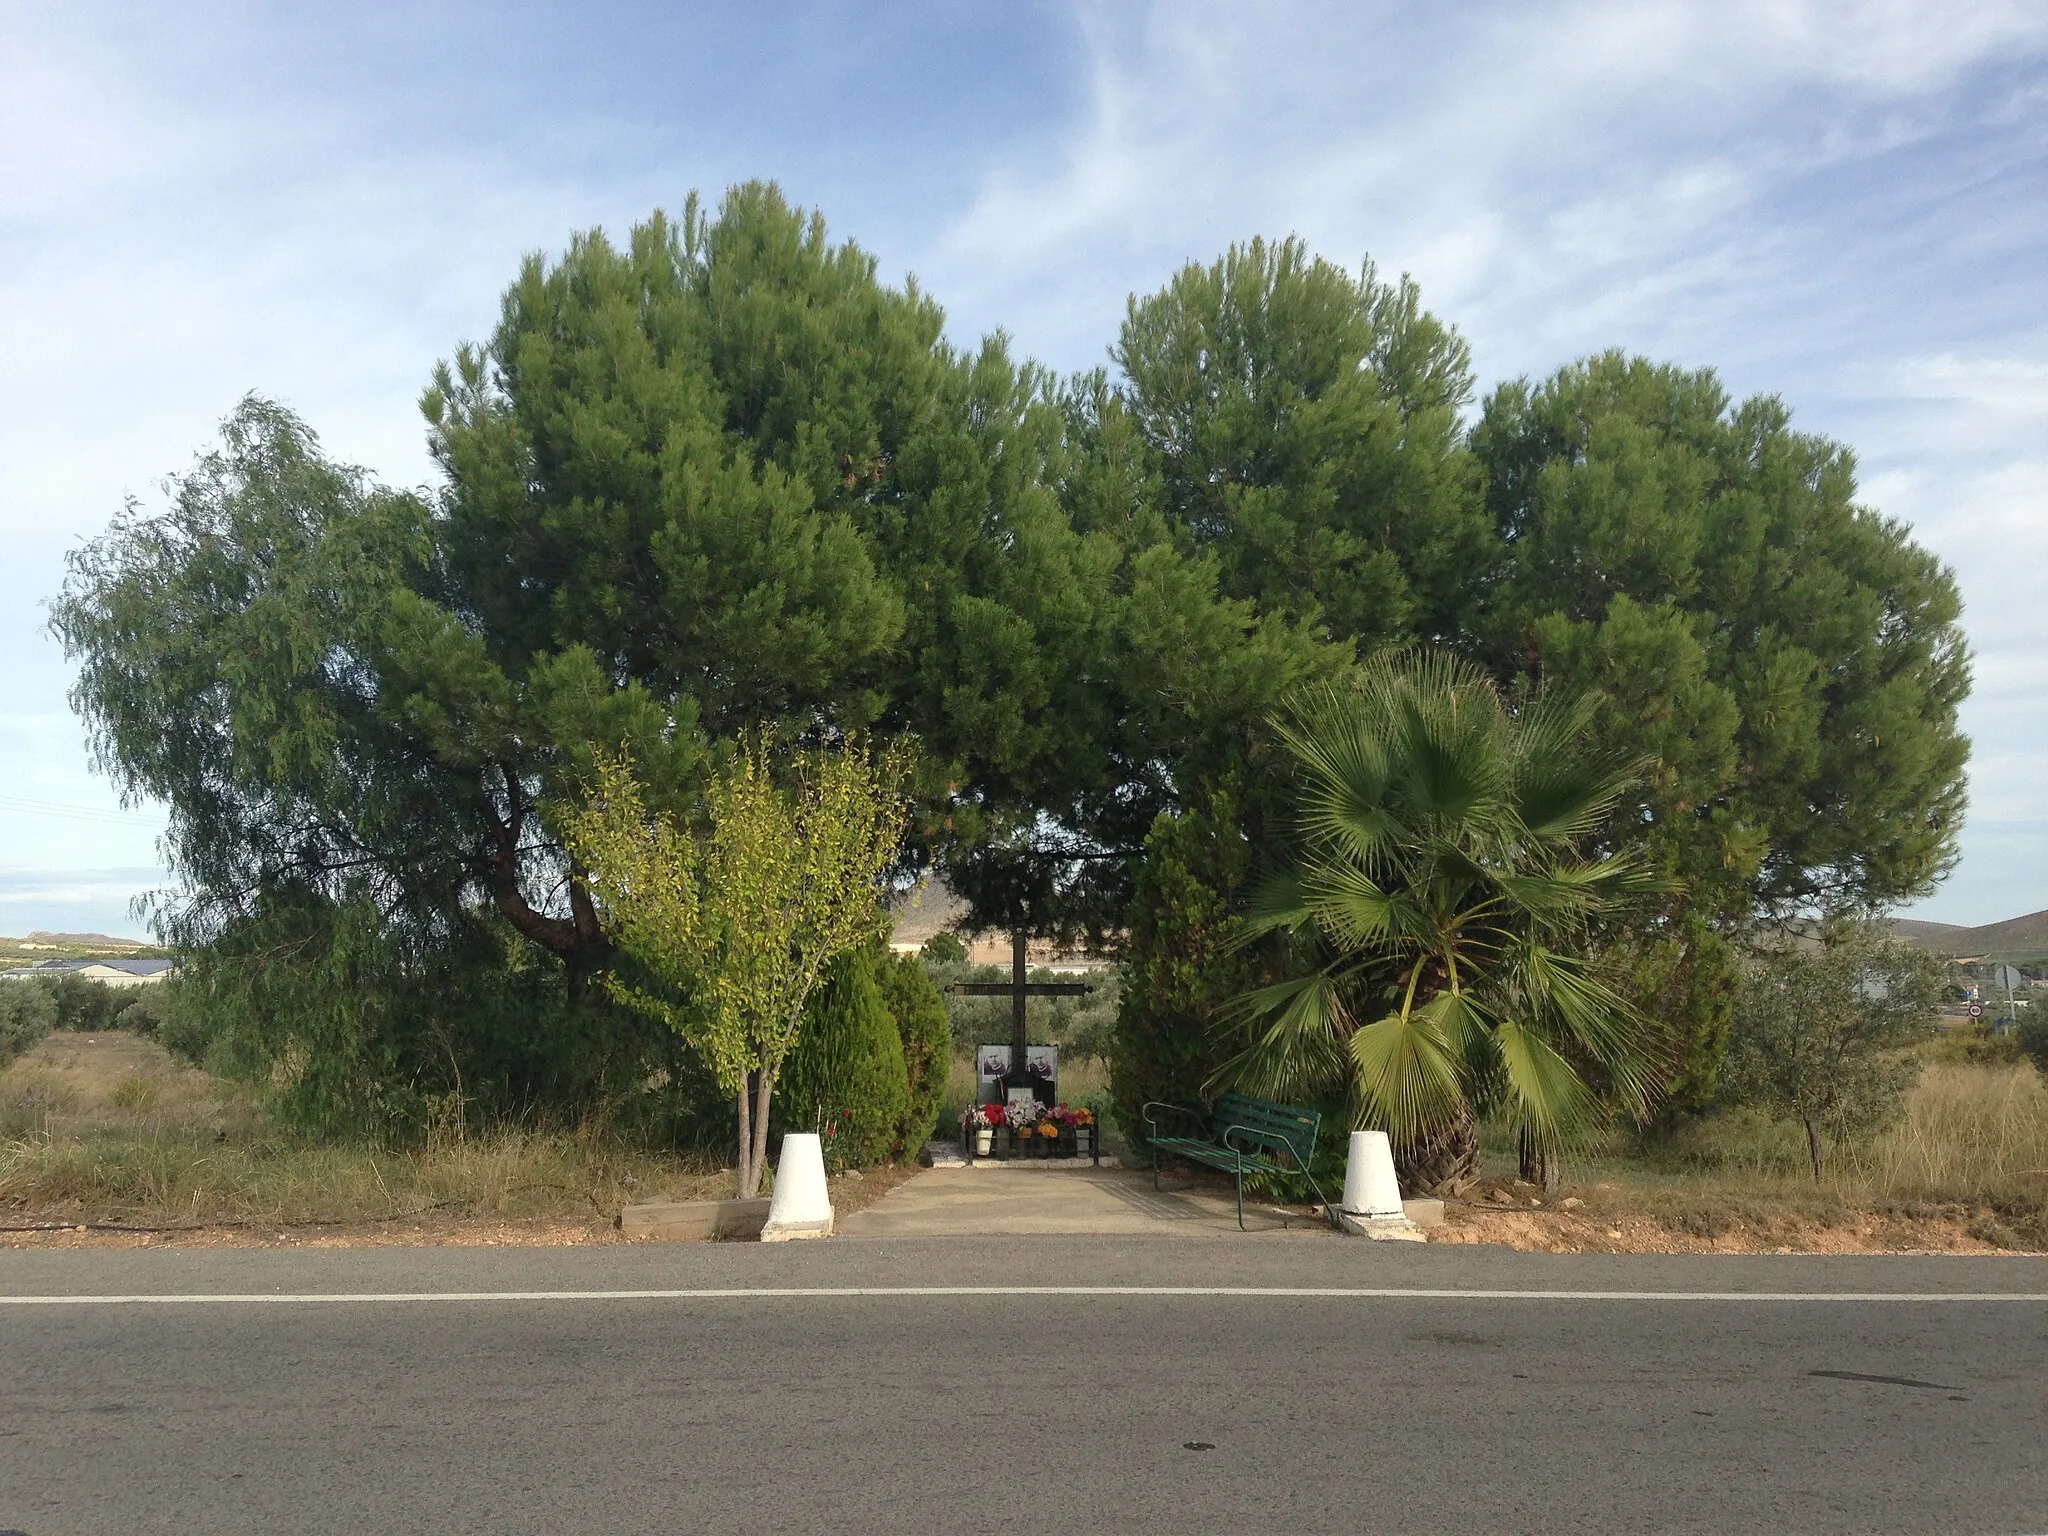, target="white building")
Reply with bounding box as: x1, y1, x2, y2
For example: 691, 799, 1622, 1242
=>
0, 957, 175, 988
